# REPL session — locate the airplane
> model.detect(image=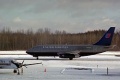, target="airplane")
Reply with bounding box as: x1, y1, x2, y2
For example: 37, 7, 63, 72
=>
0, 58, 42, 75
26, 27, 115, 60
